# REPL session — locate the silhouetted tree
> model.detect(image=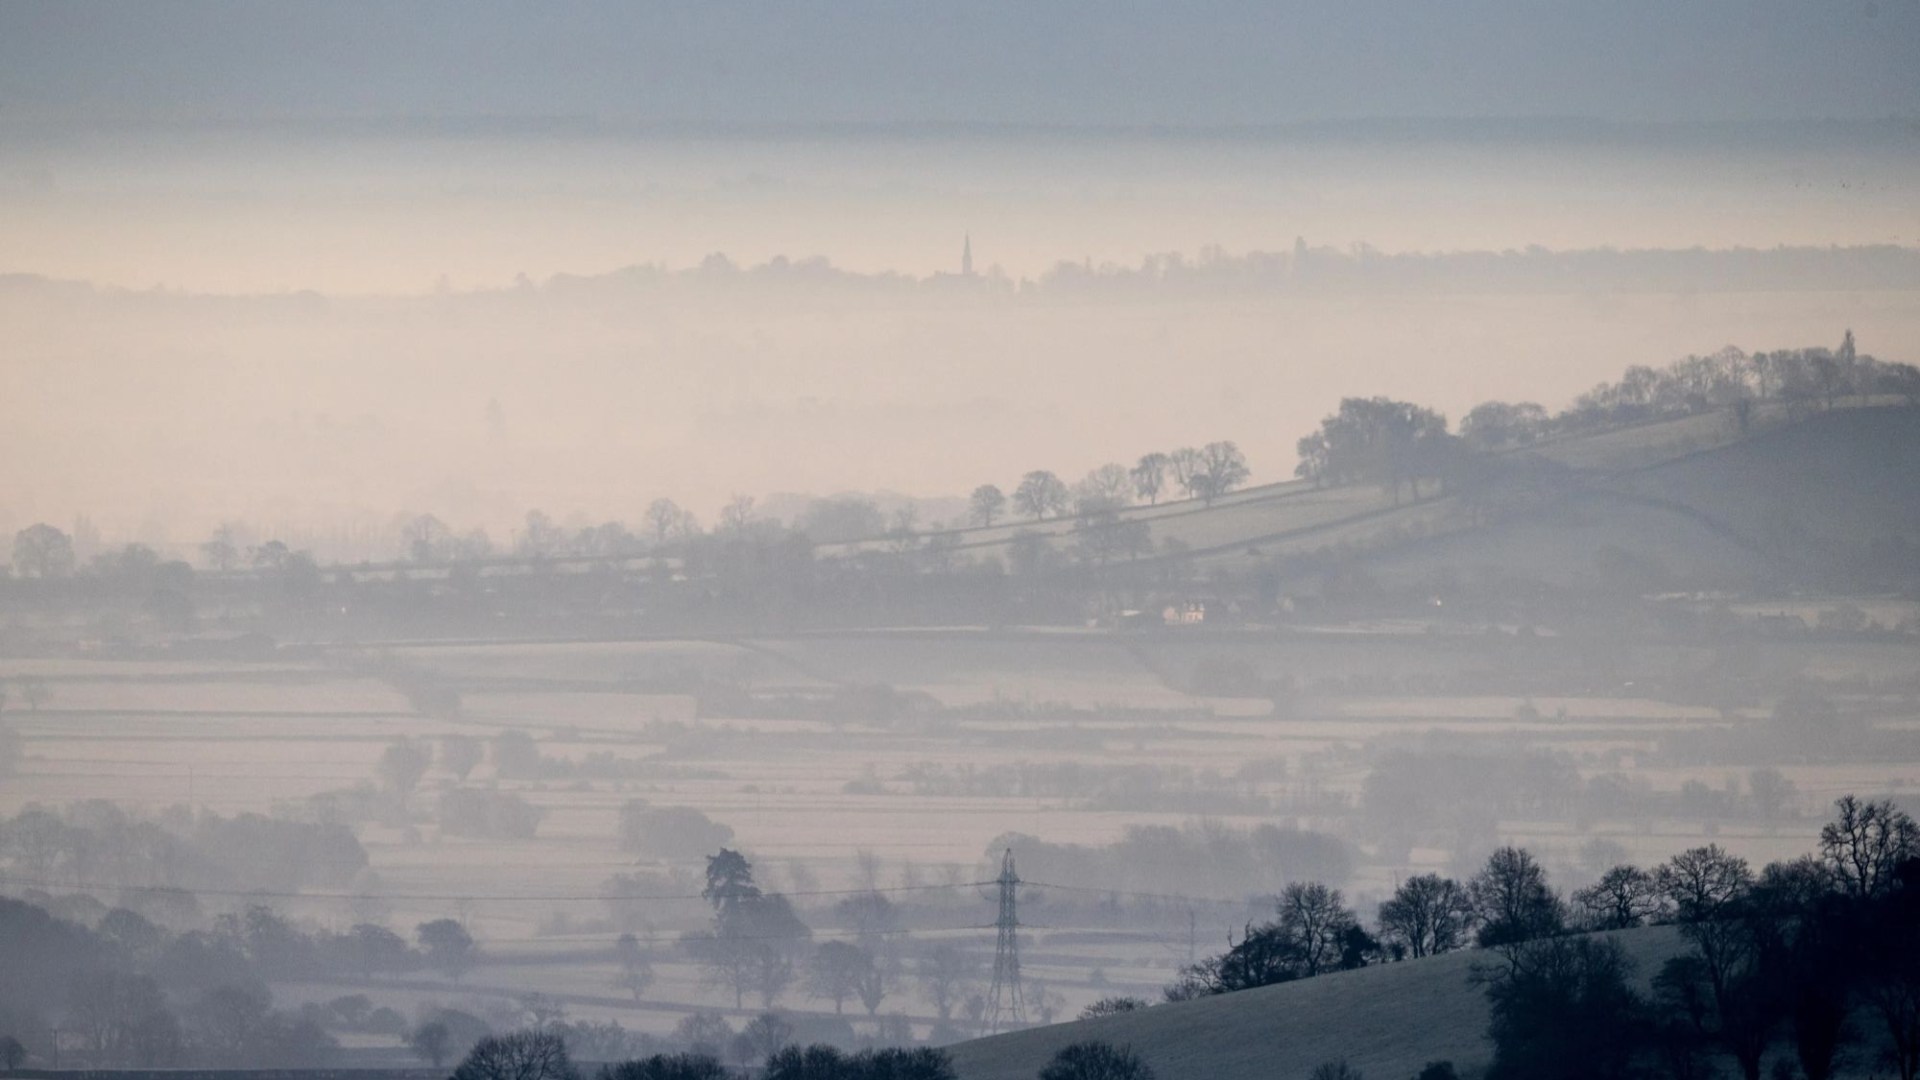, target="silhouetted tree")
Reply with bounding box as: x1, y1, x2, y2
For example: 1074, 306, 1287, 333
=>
1276, 882, 1358, 978
600, 1053, 728, 1080
1079, 996, 1151, 1019
1294, 397, 1451, 502
1038, 1041, 1156, 1080
1479, 935, 1648, 1080
1657, 845, 1753, 923
1819, 795, 1918, 900
452, 1030, 576, 1080
1572, 865, 1666, 930
689, 851, 809, 1008
1377, 874, 1477, 957
1470, 847, 1563, 947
